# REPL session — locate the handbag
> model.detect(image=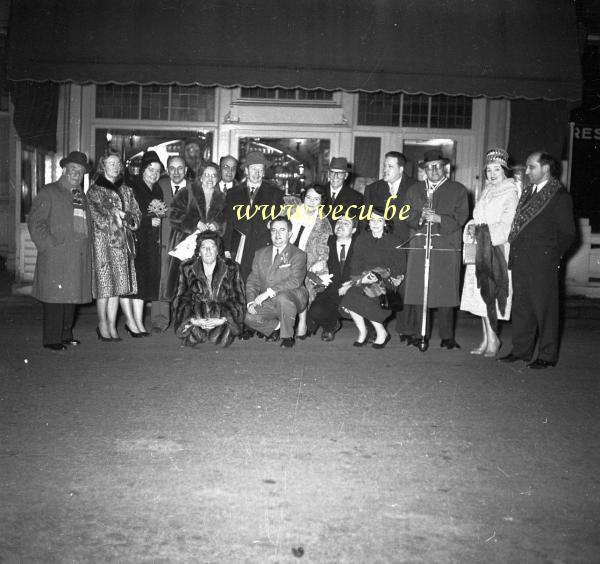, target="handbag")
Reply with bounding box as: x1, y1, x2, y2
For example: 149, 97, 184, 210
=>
379, 285, 403, 311
124, 227, 137, 259
463, 242, 476, 265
